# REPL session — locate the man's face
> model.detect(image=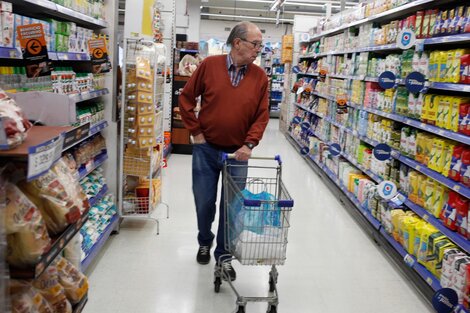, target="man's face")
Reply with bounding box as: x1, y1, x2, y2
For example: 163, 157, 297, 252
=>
234, 26, 263, 65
